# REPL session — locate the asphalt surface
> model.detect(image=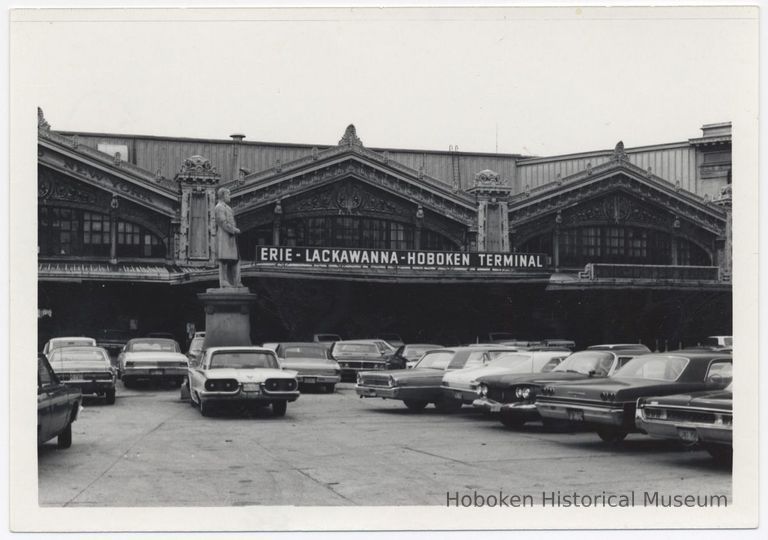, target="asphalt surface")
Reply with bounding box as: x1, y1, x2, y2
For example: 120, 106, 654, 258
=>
38, 381, 731, 507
